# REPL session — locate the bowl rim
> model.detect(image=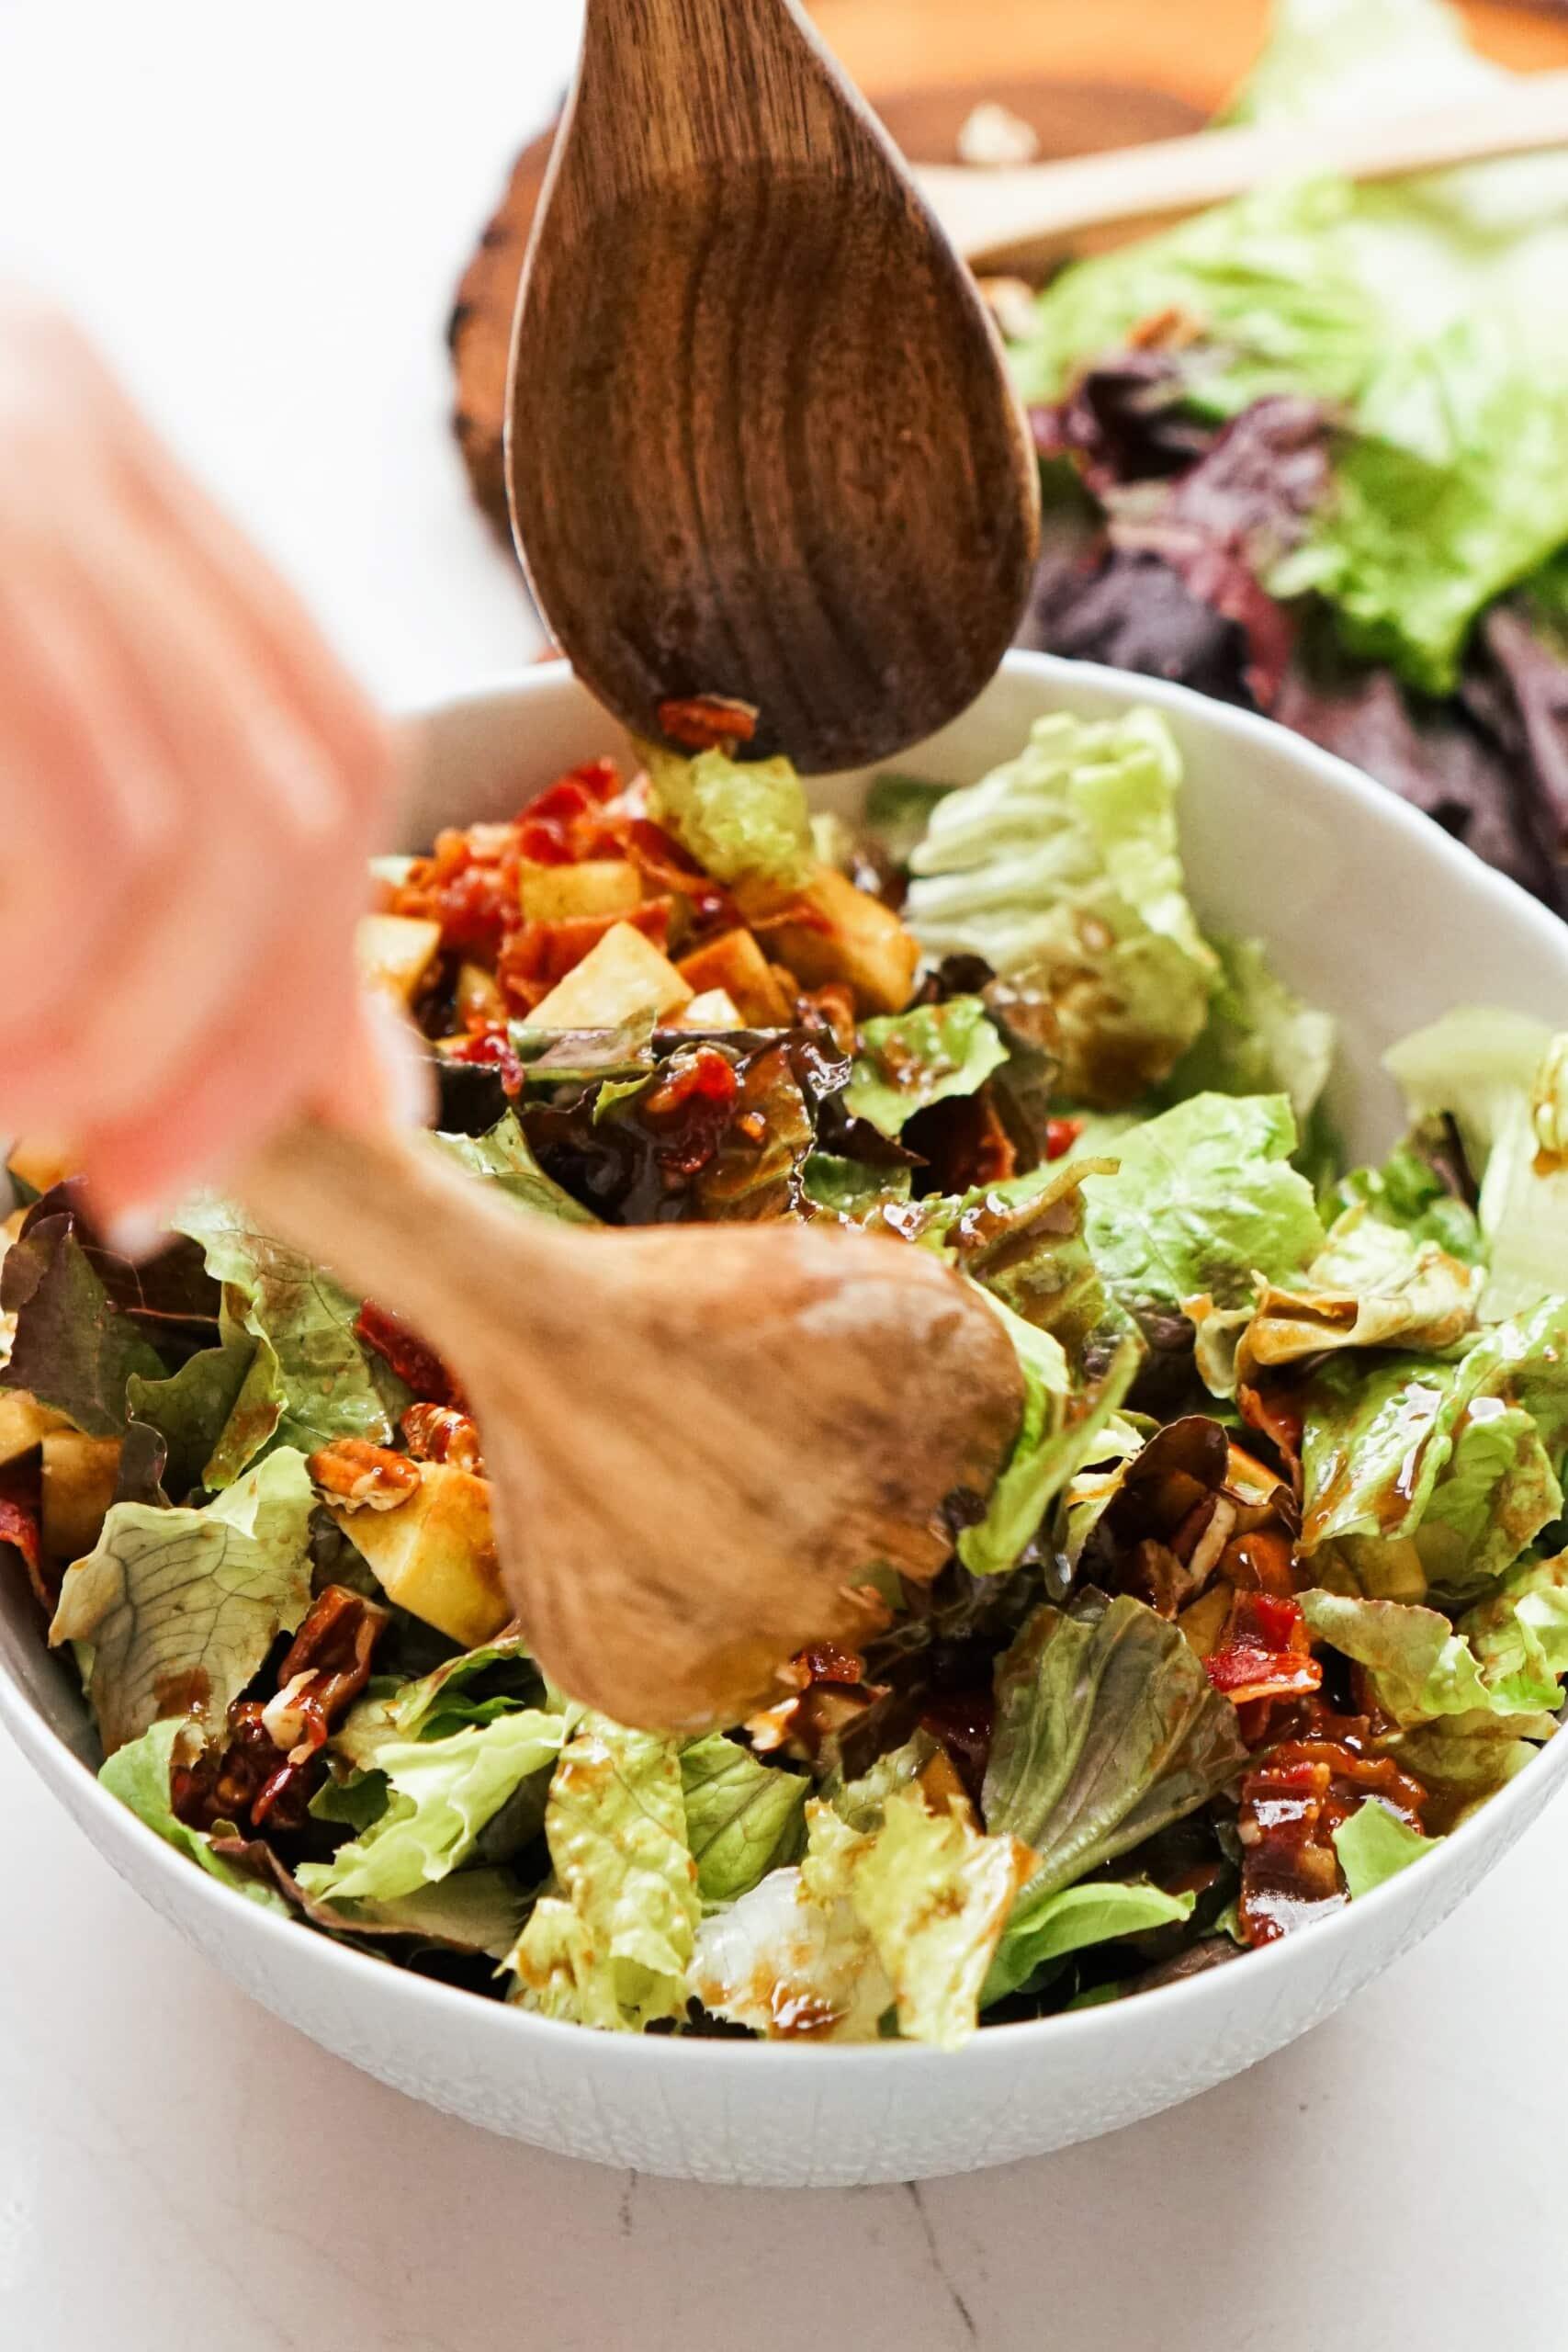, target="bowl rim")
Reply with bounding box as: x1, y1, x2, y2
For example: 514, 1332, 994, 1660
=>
6, 643, 1568, 2078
